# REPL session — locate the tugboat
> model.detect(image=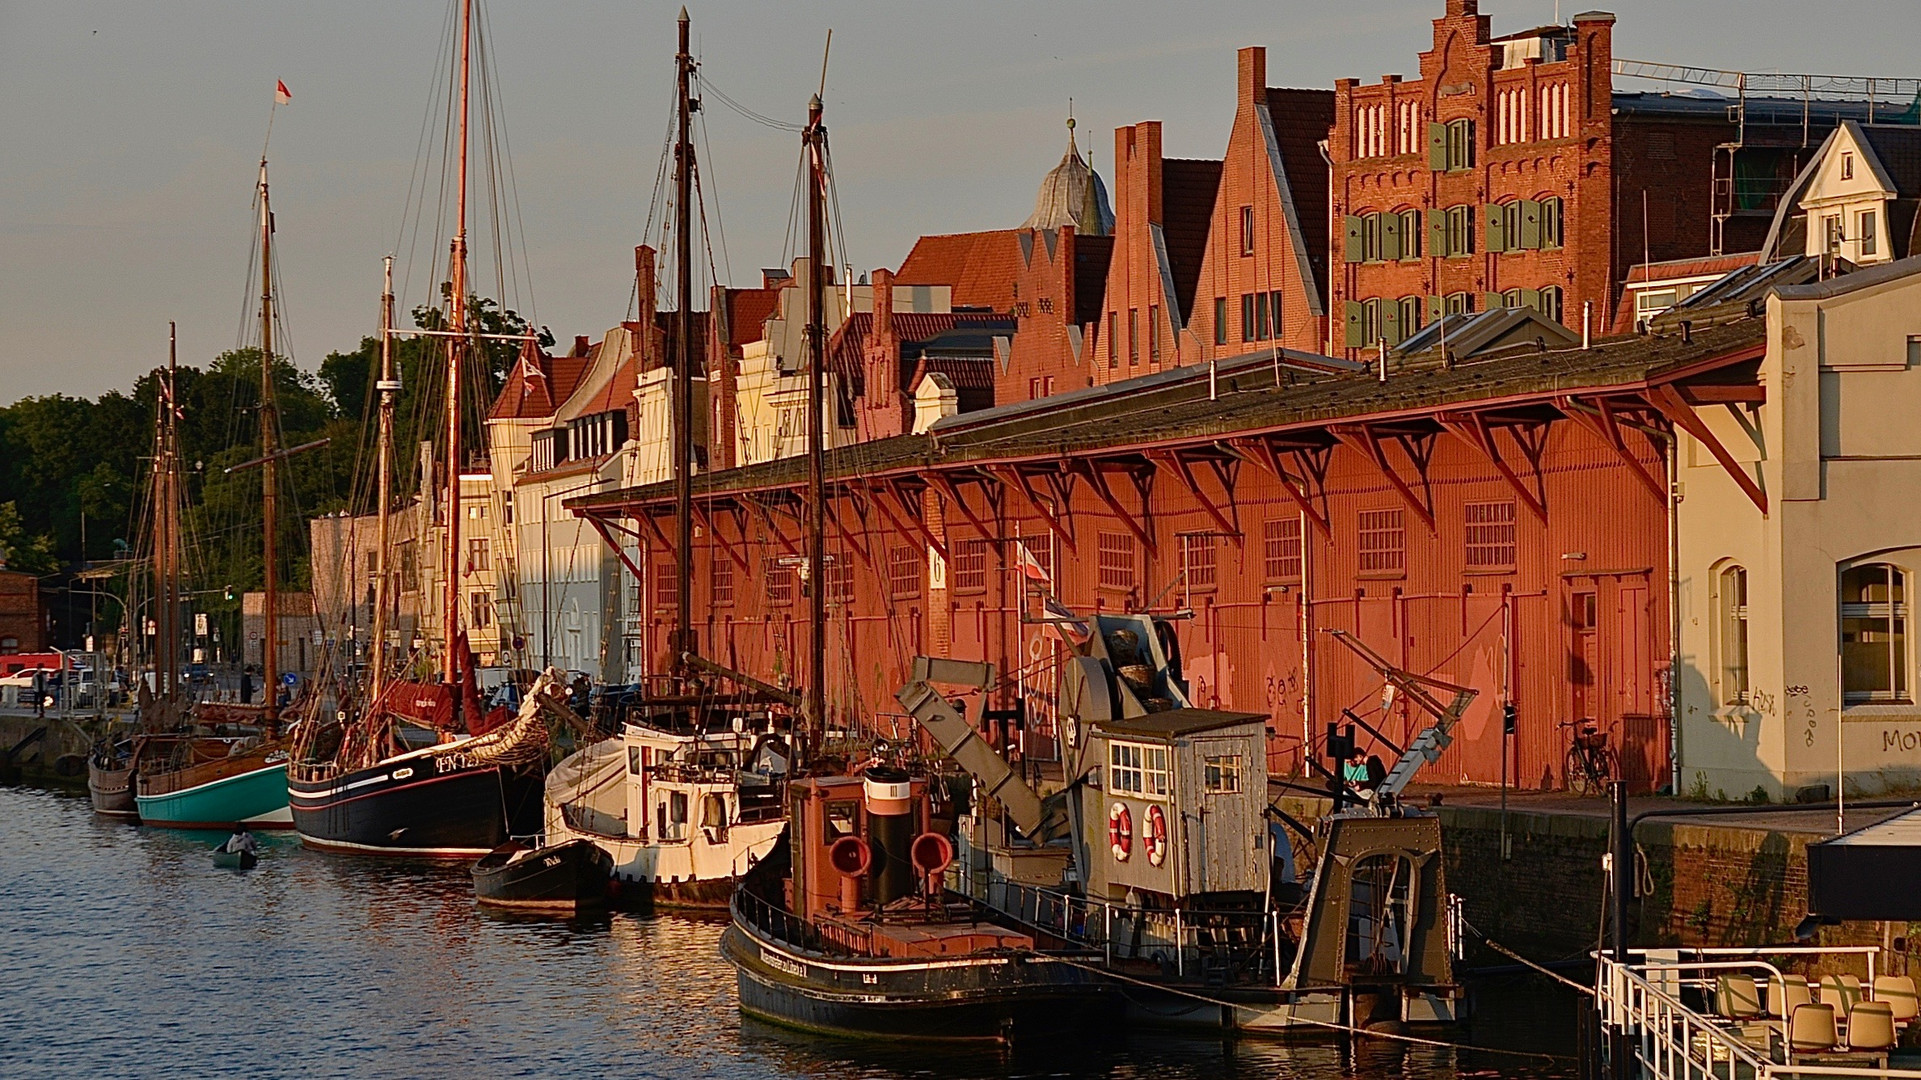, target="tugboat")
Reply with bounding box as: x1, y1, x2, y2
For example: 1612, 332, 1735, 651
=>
473, 837, 614, 913
721, 761, 1108, 1041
